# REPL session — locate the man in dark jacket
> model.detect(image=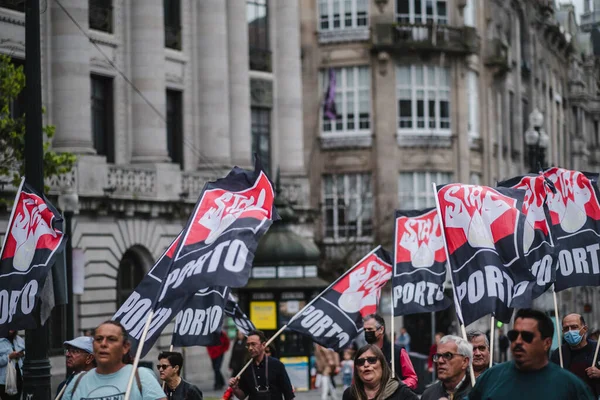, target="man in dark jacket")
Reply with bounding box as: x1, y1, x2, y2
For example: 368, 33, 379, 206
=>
421, 335, 472, 400
550, 313, 600, 397
158, 351, 203, 400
